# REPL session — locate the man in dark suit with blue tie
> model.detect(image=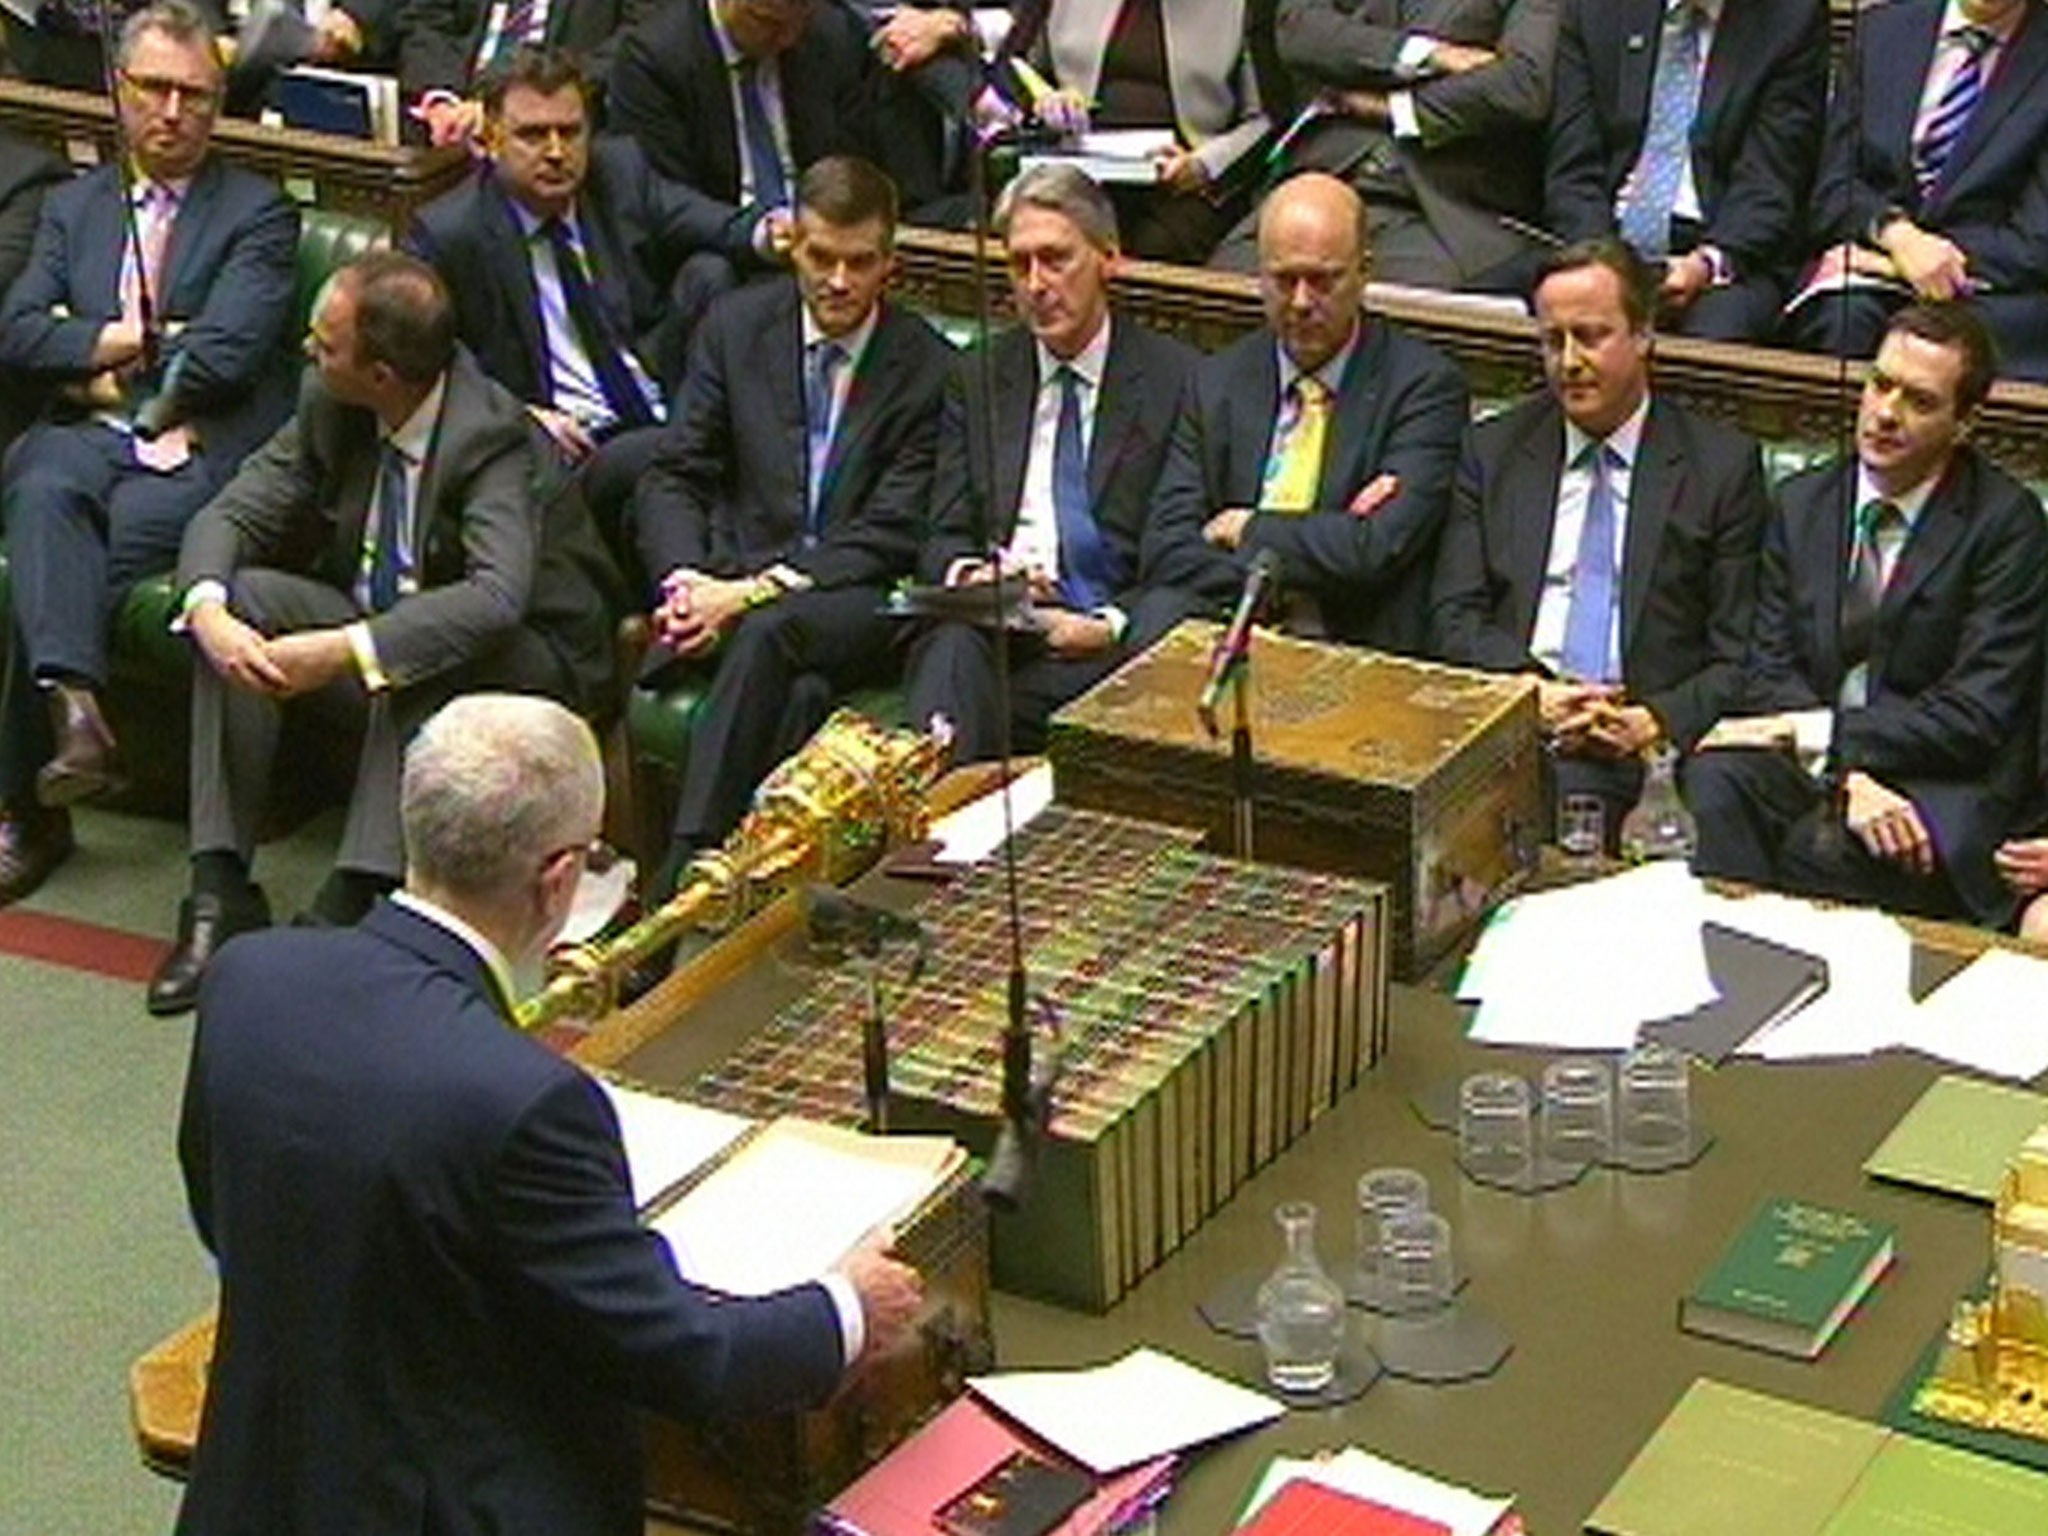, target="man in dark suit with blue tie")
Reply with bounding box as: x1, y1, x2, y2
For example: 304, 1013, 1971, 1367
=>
1688, 303, 2048, 922
1146, 172, 1469, 656
1784, 0, 2048, 378
176, 690, 923, 1536
634, 156, 950, 895
0, 1, 298, 908
407, 47, 758, 568
148, 251, 620, 1015
1430, 238, 1768, 834
903, 165, 1199, 762
1542, 0, 1827, 341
